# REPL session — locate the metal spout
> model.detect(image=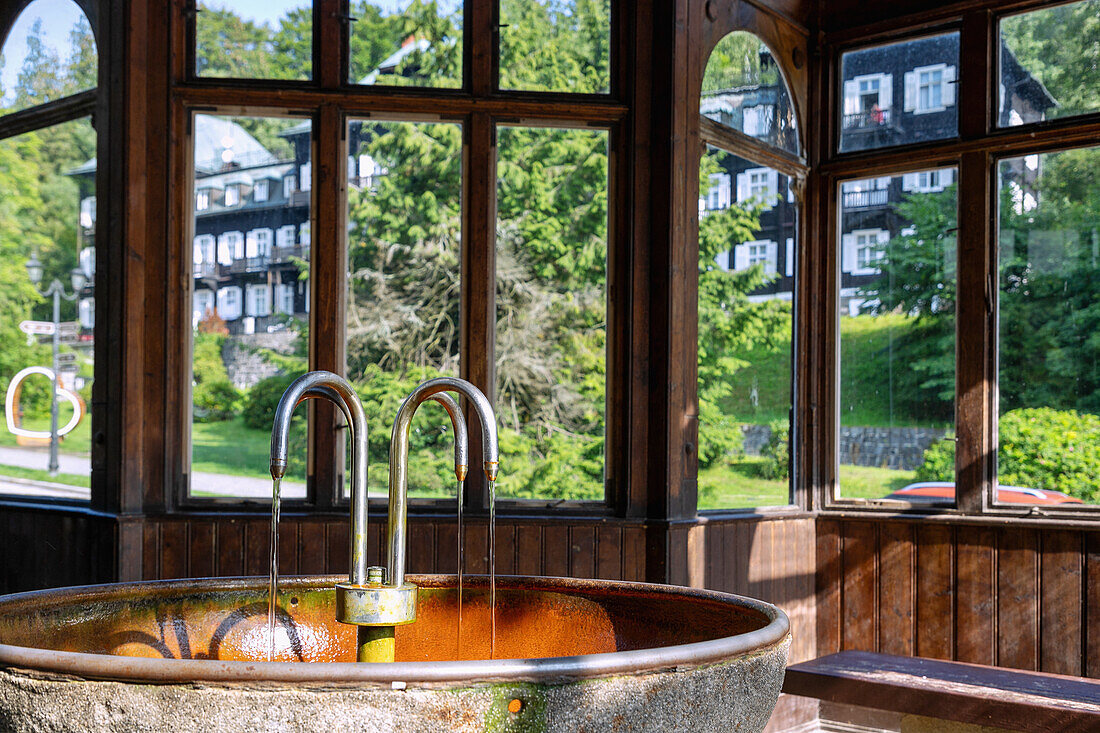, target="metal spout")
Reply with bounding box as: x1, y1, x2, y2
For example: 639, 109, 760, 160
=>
387, 377, 498, 590
270, 371, 369, 586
